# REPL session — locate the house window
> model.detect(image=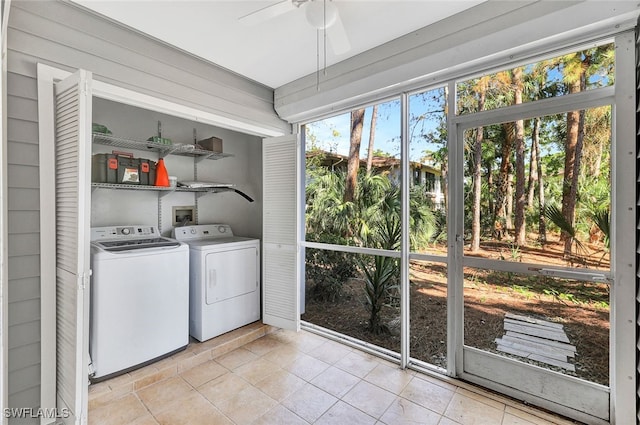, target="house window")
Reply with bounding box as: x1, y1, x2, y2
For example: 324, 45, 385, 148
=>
424, 172, 436, 193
